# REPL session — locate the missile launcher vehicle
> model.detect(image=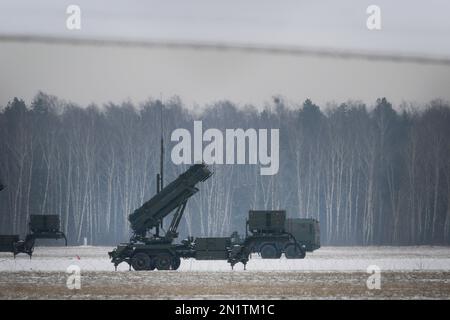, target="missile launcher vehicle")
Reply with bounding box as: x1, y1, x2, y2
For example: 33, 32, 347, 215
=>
109, 163, 320, 271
